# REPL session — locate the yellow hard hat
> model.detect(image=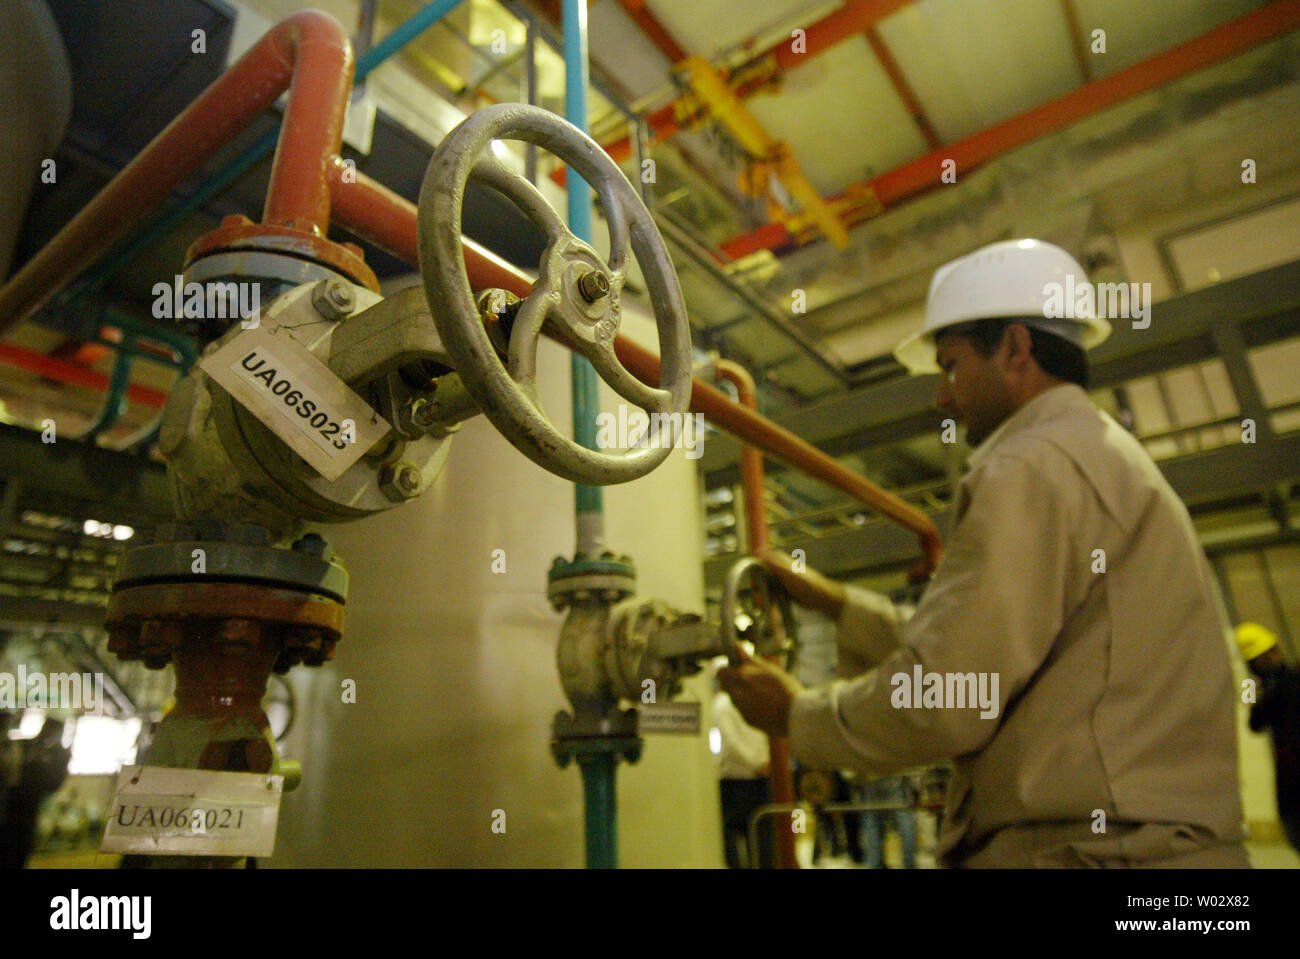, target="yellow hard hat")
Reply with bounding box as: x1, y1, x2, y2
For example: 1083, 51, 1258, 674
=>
1235, 622, 1278, 661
